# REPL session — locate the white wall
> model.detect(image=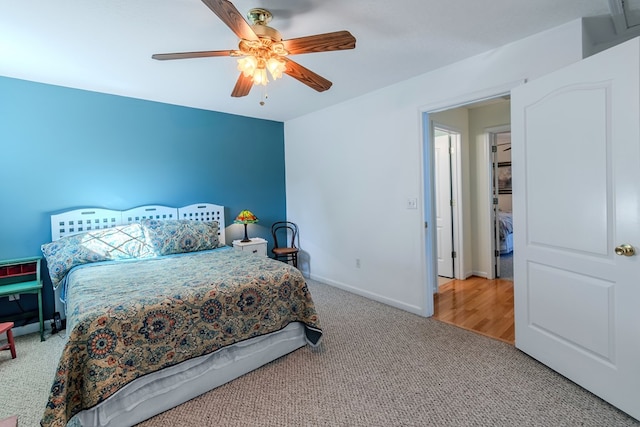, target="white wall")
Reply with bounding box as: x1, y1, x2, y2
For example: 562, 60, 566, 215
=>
284, 19, 585, 316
